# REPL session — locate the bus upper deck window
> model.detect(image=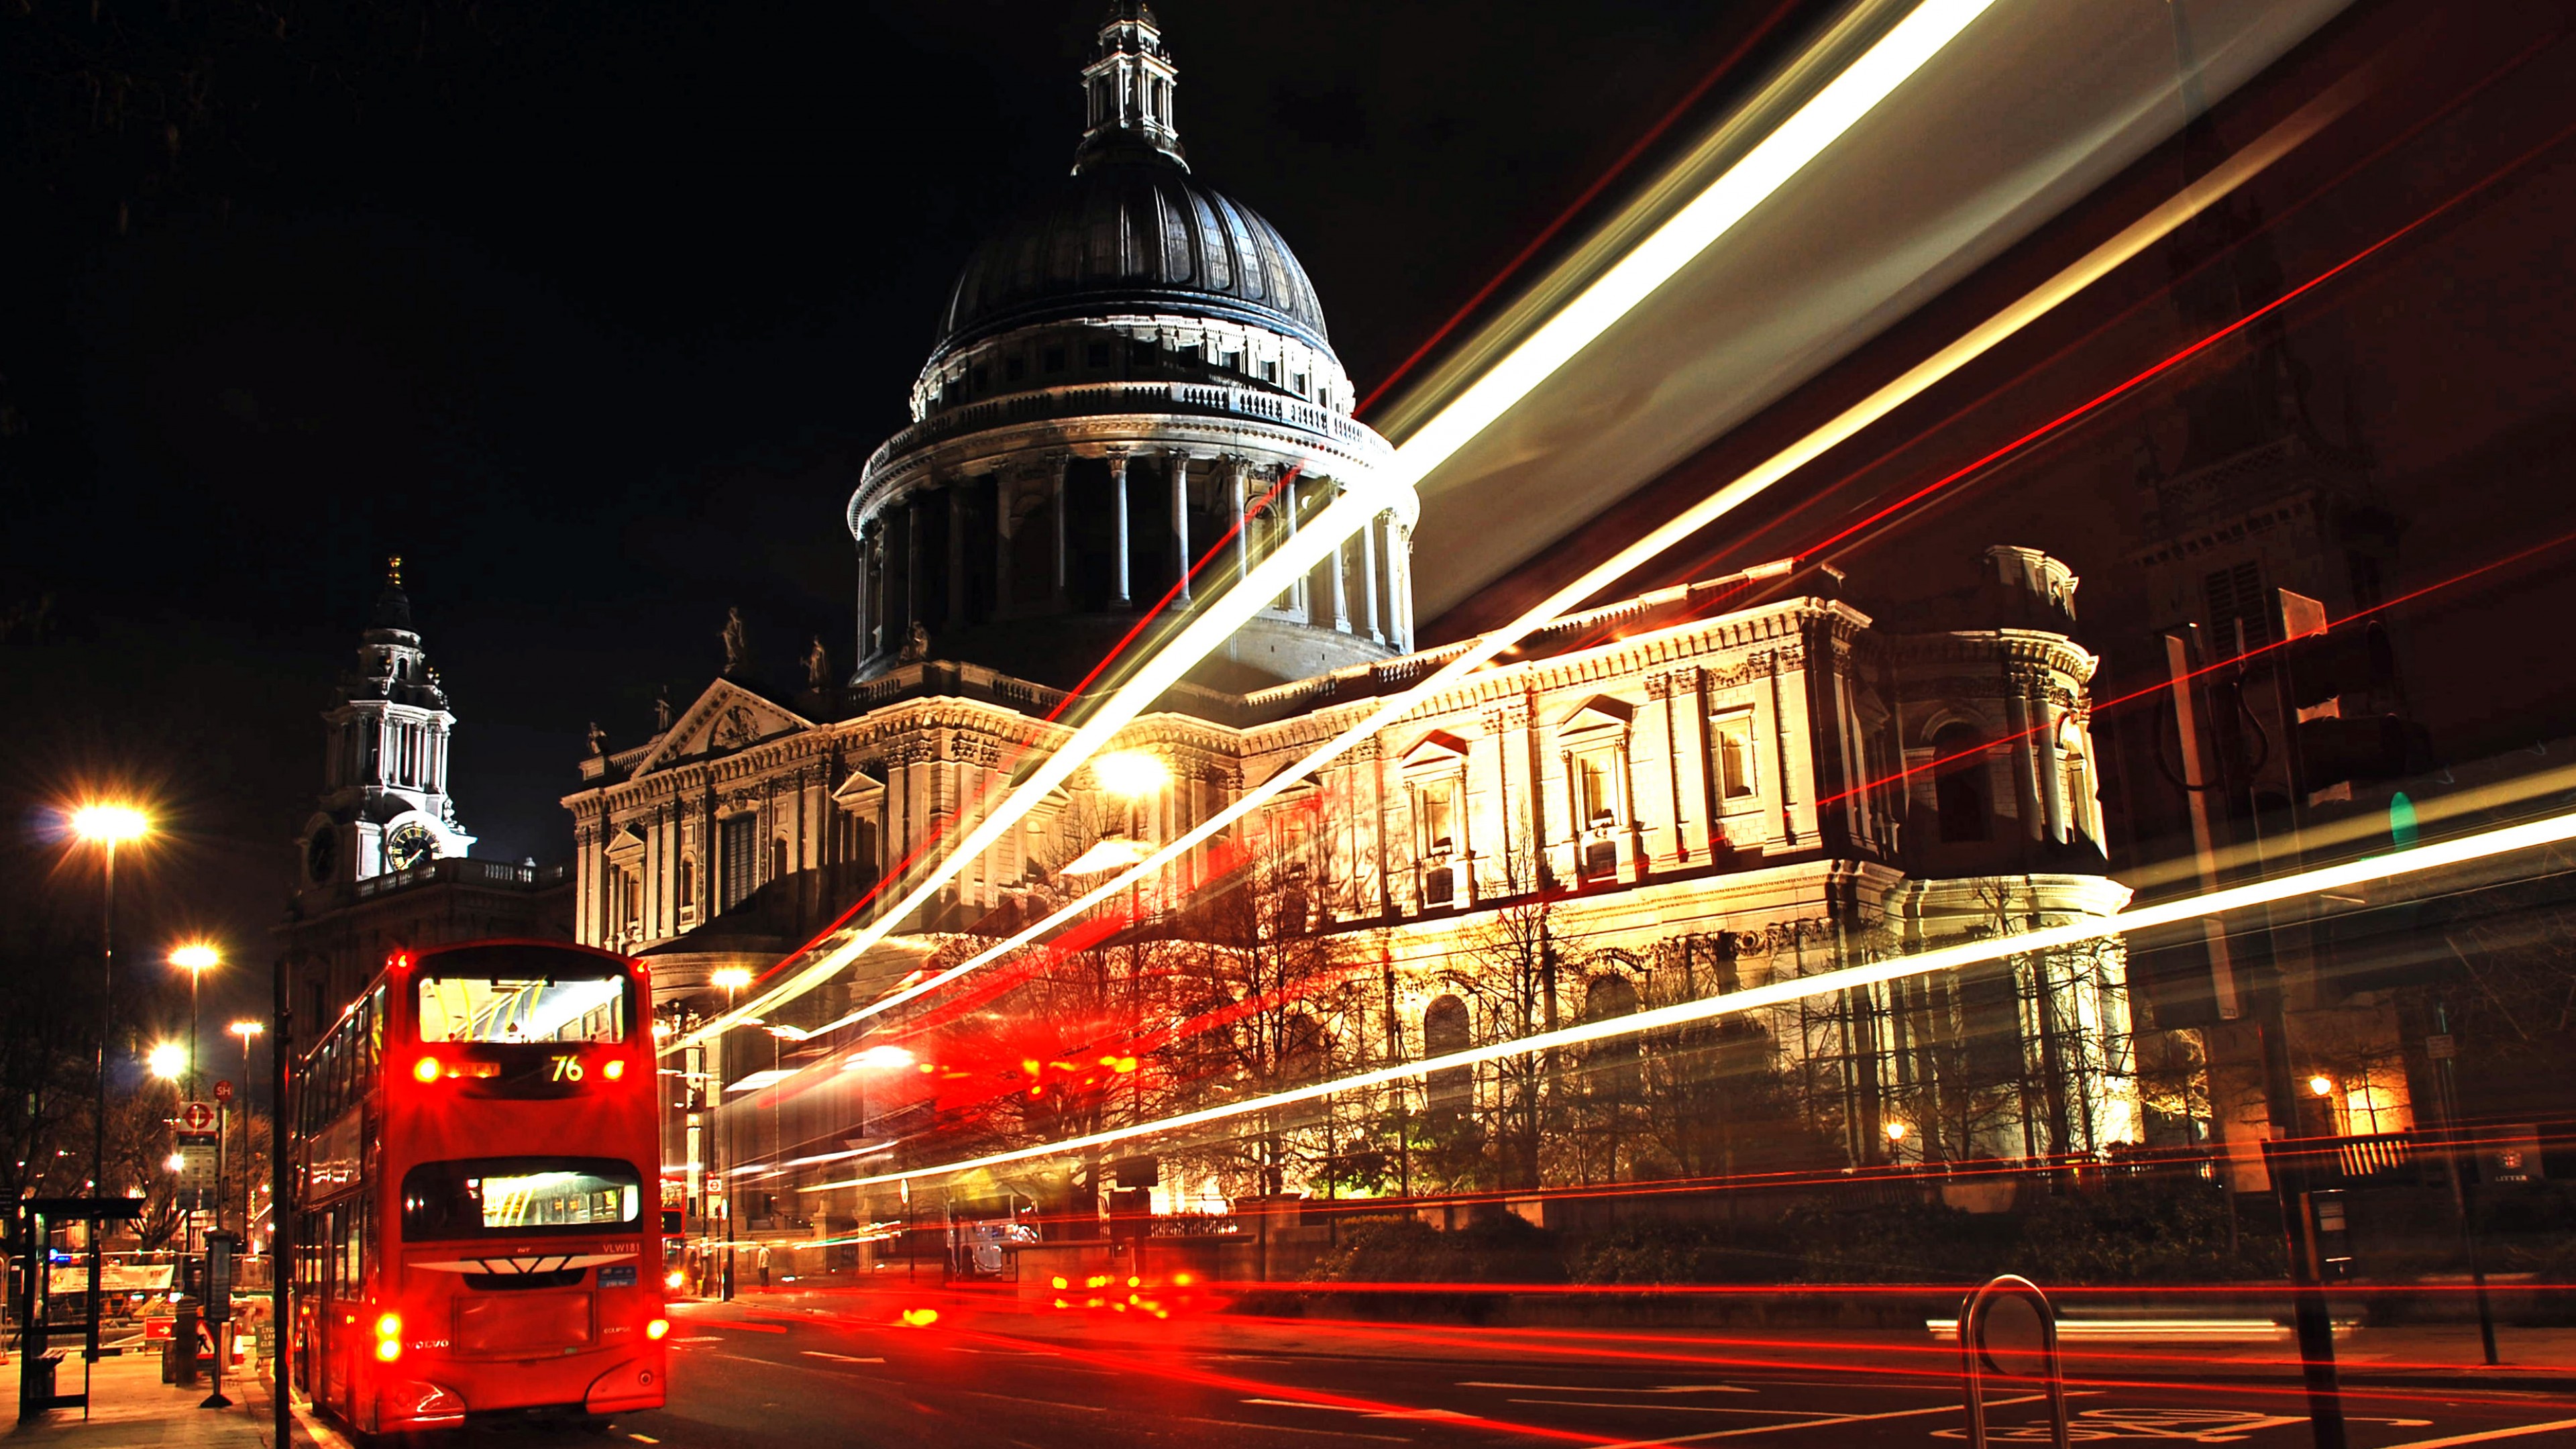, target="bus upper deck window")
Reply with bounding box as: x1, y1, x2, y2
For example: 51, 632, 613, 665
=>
417, 973, 627, 1044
